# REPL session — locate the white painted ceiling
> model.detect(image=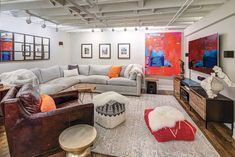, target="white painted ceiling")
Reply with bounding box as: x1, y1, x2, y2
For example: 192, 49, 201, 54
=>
0, 0, 228, 31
